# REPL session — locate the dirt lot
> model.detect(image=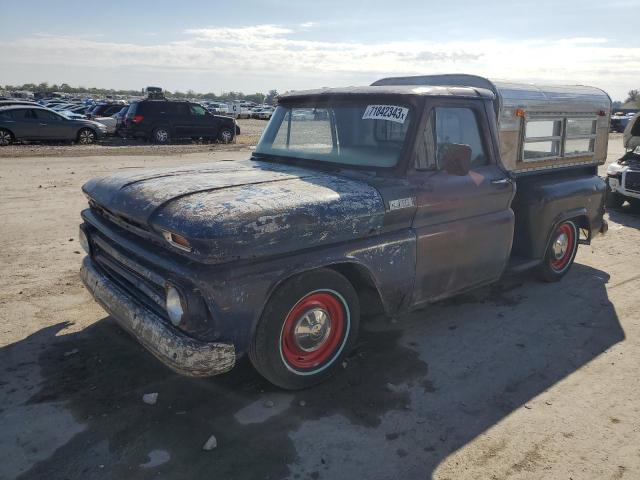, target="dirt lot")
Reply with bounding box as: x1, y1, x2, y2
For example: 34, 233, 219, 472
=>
0, 134, 639, 480
0, 118, 268, 158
